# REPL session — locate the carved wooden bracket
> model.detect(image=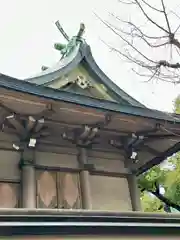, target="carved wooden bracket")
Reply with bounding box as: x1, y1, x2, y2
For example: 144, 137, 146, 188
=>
0, 103, 54, 150
110, 124, 161, 164
62, 125, 99, 147
62, 113, 112, 147
110, 134, 142, 164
